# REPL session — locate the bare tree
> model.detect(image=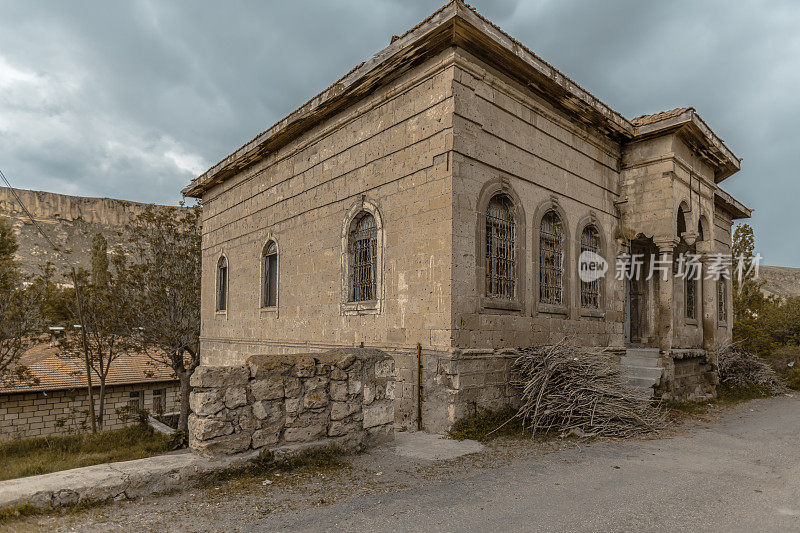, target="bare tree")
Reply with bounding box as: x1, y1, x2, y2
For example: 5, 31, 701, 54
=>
125, 204, 201, 438
60, 233, 134, 430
